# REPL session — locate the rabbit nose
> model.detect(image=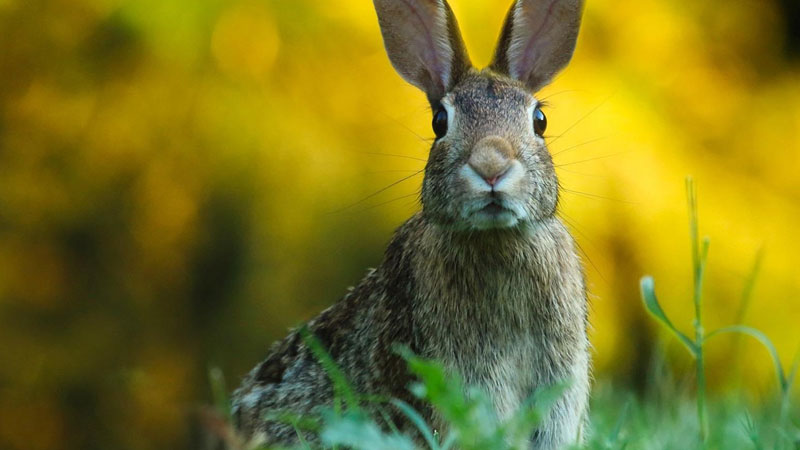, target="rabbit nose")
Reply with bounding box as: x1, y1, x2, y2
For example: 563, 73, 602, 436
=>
468, 136, 515, 187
